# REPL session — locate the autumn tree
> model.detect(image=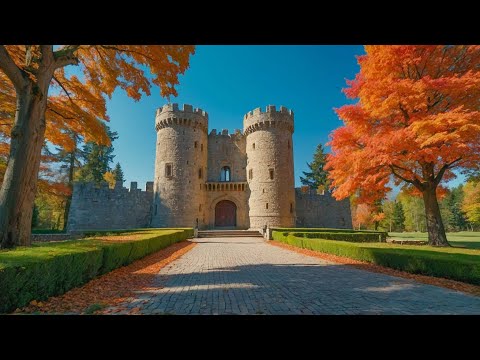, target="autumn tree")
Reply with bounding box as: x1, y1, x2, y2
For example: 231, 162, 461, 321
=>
103, 172, 116, 189
34, 146, 72, 230
351, 202, 373, 230
0, 45, 194, 248
327, 46, 480, 246
300, 143, 330, 192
